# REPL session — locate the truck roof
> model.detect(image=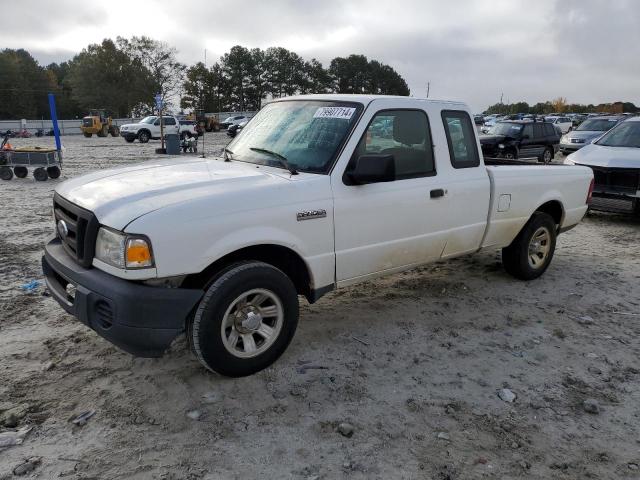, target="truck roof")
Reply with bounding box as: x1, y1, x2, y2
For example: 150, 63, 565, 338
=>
273, 94, 467, 108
